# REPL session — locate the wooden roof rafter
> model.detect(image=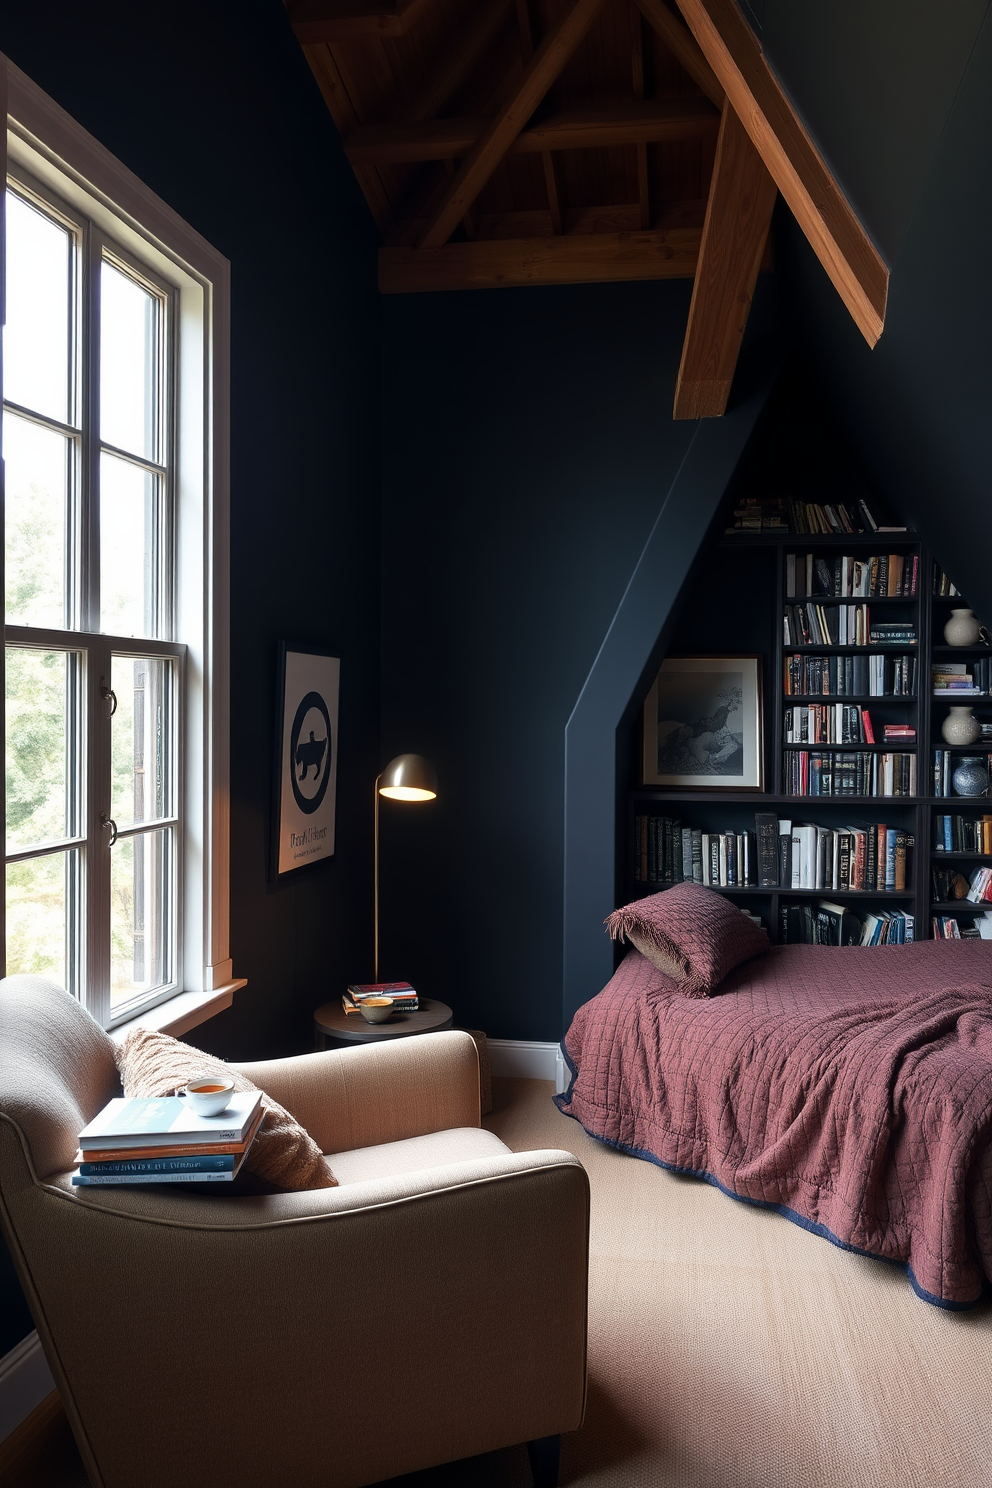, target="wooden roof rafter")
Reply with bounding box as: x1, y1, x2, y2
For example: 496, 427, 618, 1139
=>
286, 0, 889, 421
